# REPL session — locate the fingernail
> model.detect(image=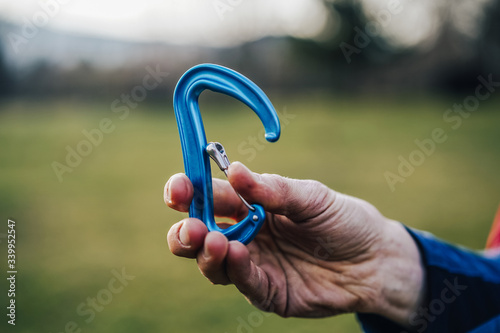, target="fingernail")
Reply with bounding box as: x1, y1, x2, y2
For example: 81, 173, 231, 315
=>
179, 223, 189, 246
165, 178, 172, 204
203, 241, 212, 260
